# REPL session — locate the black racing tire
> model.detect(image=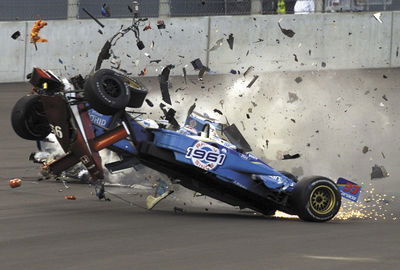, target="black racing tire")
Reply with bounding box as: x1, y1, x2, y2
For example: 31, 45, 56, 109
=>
11, 95, 51, 141
289, 176, 341, 222
84, 69, 131, 115
279, 170, 298, 183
